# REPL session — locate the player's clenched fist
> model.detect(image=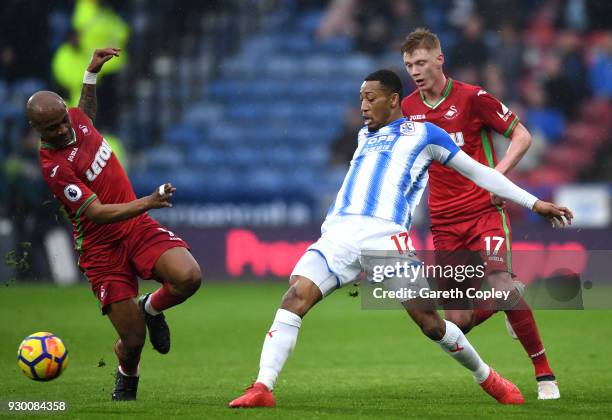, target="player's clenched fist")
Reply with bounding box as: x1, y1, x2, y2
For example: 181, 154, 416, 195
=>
87, 47, 121, 73
147, 183, 176, 209
532, 200, 574, 228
